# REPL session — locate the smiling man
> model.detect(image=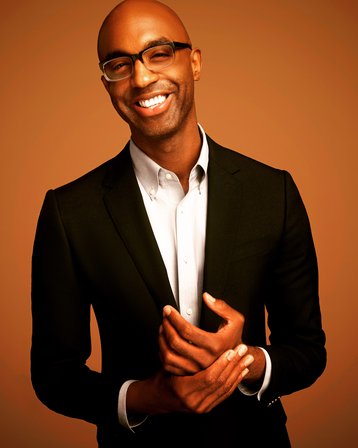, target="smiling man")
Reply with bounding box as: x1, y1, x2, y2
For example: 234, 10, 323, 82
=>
31, 1, 326, 447
97, 0, 203, 192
